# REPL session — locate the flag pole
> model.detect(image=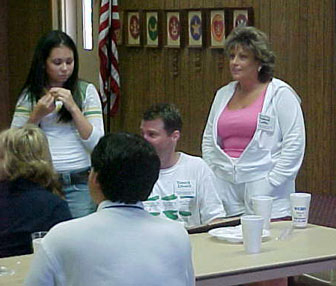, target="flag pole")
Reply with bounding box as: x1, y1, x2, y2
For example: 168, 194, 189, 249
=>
106, 0, 112, 132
